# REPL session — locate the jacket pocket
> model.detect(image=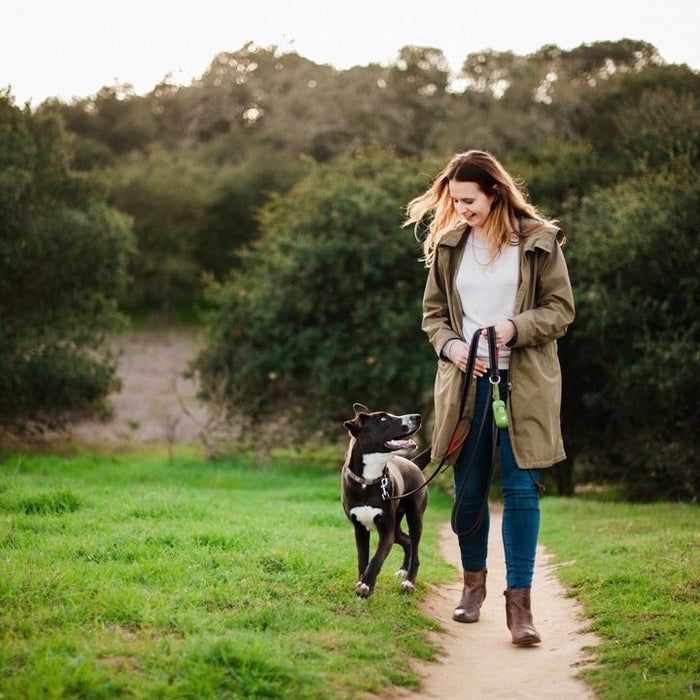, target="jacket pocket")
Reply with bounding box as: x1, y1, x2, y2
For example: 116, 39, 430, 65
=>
535, 341, 559, 373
